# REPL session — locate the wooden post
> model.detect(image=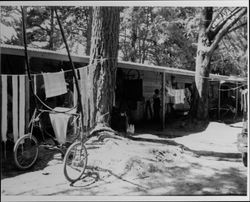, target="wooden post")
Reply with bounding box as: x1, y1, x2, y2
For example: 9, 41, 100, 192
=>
25, 63, 30, 133
162, 72, 166, 130
235, 82, 238, 119
218, 82, 221, 120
